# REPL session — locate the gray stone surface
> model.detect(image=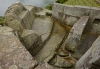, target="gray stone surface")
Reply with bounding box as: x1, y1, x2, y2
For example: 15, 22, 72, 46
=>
35, 62, 54, 69
64, 5, 91, 17
9, 65, 18, 69
24, 5, 35, 19
21, 29, 43, 56
18, 10, 32, 29
91, 23, 100, 34
52, 3, 64, 12
65, 16, 89, 51
32, 16, 54, 42
34, 22, 66, 62
64, 16, 78, 26
50, 56, 72, 68
0, 26, 13, 33
73, 34, 98, 59
5, 2, 44, 33
0, 66, 2, 69
89, 7, 100, 34
0, 27, 37, 69
75, 36, 100, 69
5, 2, 25, 32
